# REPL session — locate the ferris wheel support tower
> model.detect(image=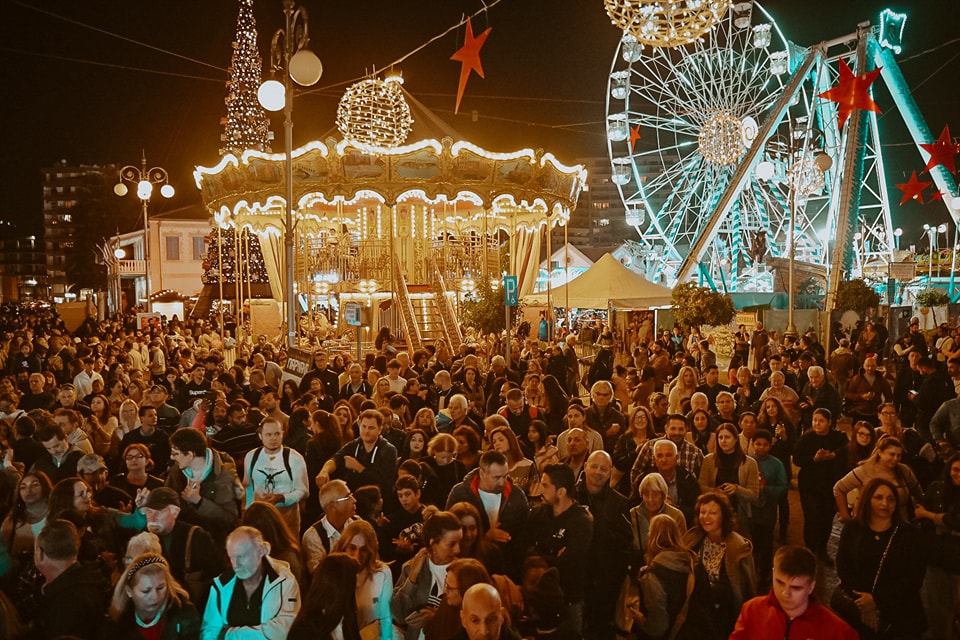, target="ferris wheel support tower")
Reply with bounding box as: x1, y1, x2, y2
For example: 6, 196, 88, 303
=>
679, 15, 958, 281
